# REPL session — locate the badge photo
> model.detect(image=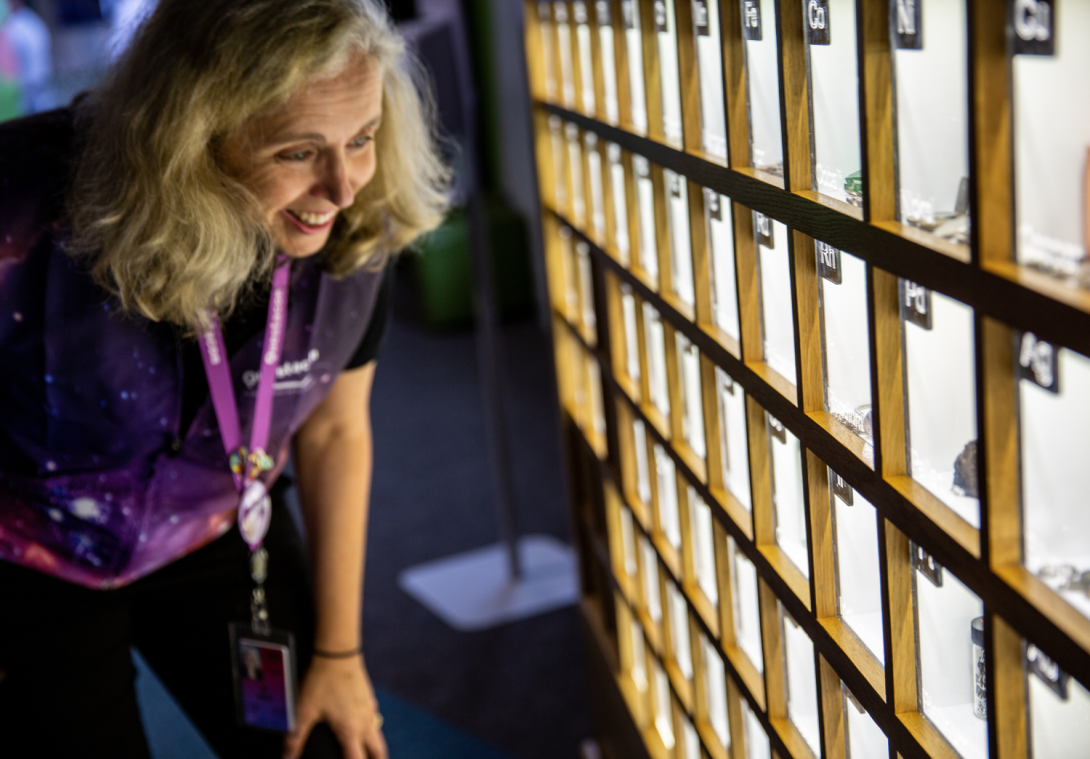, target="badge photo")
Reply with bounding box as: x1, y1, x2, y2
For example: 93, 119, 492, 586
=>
229, 623, 299, 732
